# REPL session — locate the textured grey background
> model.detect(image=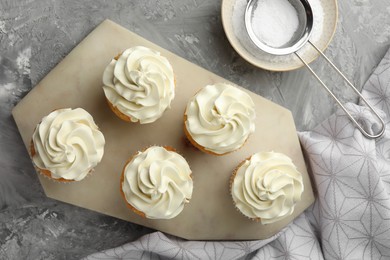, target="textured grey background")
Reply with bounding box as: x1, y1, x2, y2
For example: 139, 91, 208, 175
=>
1, 0, 390, 259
